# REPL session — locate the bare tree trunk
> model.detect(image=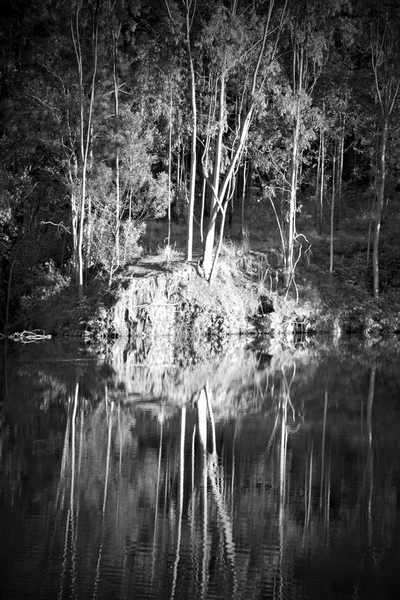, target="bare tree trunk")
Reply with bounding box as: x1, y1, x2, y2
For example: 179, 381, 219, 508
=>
68, 154, 79, 282
319, 108, 325, 235
330, 138, 337, 274
167, 84, 173, 245
316, 120, 322, 230
201, 0, 287, 281
71, 1, 99, 298
286, 116, 300, 288
185, 0, 197, 262
200, 78, 216, 245
86, 124, 94, 270
111, 7, 122, 268
285, 39, 305, 292
200, 177, 206, 243
241, 160, 247, 237
176, 147, 181, 221
373, 119, 387, 298
202, 70, 226, 279
336, 114, 345, 231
